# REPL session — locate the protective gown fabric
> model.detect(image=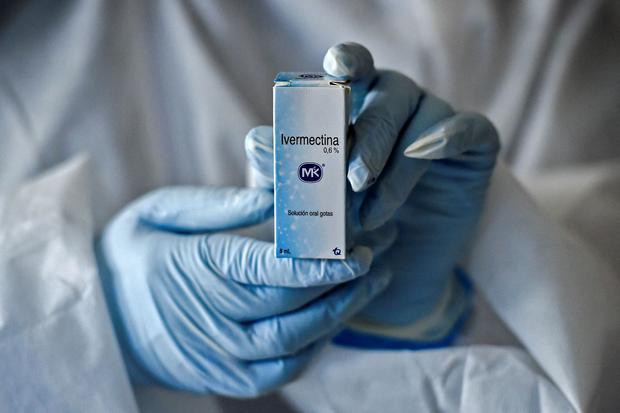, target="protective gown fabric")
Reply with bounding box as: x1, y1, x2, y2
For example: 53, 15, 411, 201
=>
466, 164, 620, 412
281, 345, 576, 413
1, 0, 620, 412
0, 157, 138, 412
